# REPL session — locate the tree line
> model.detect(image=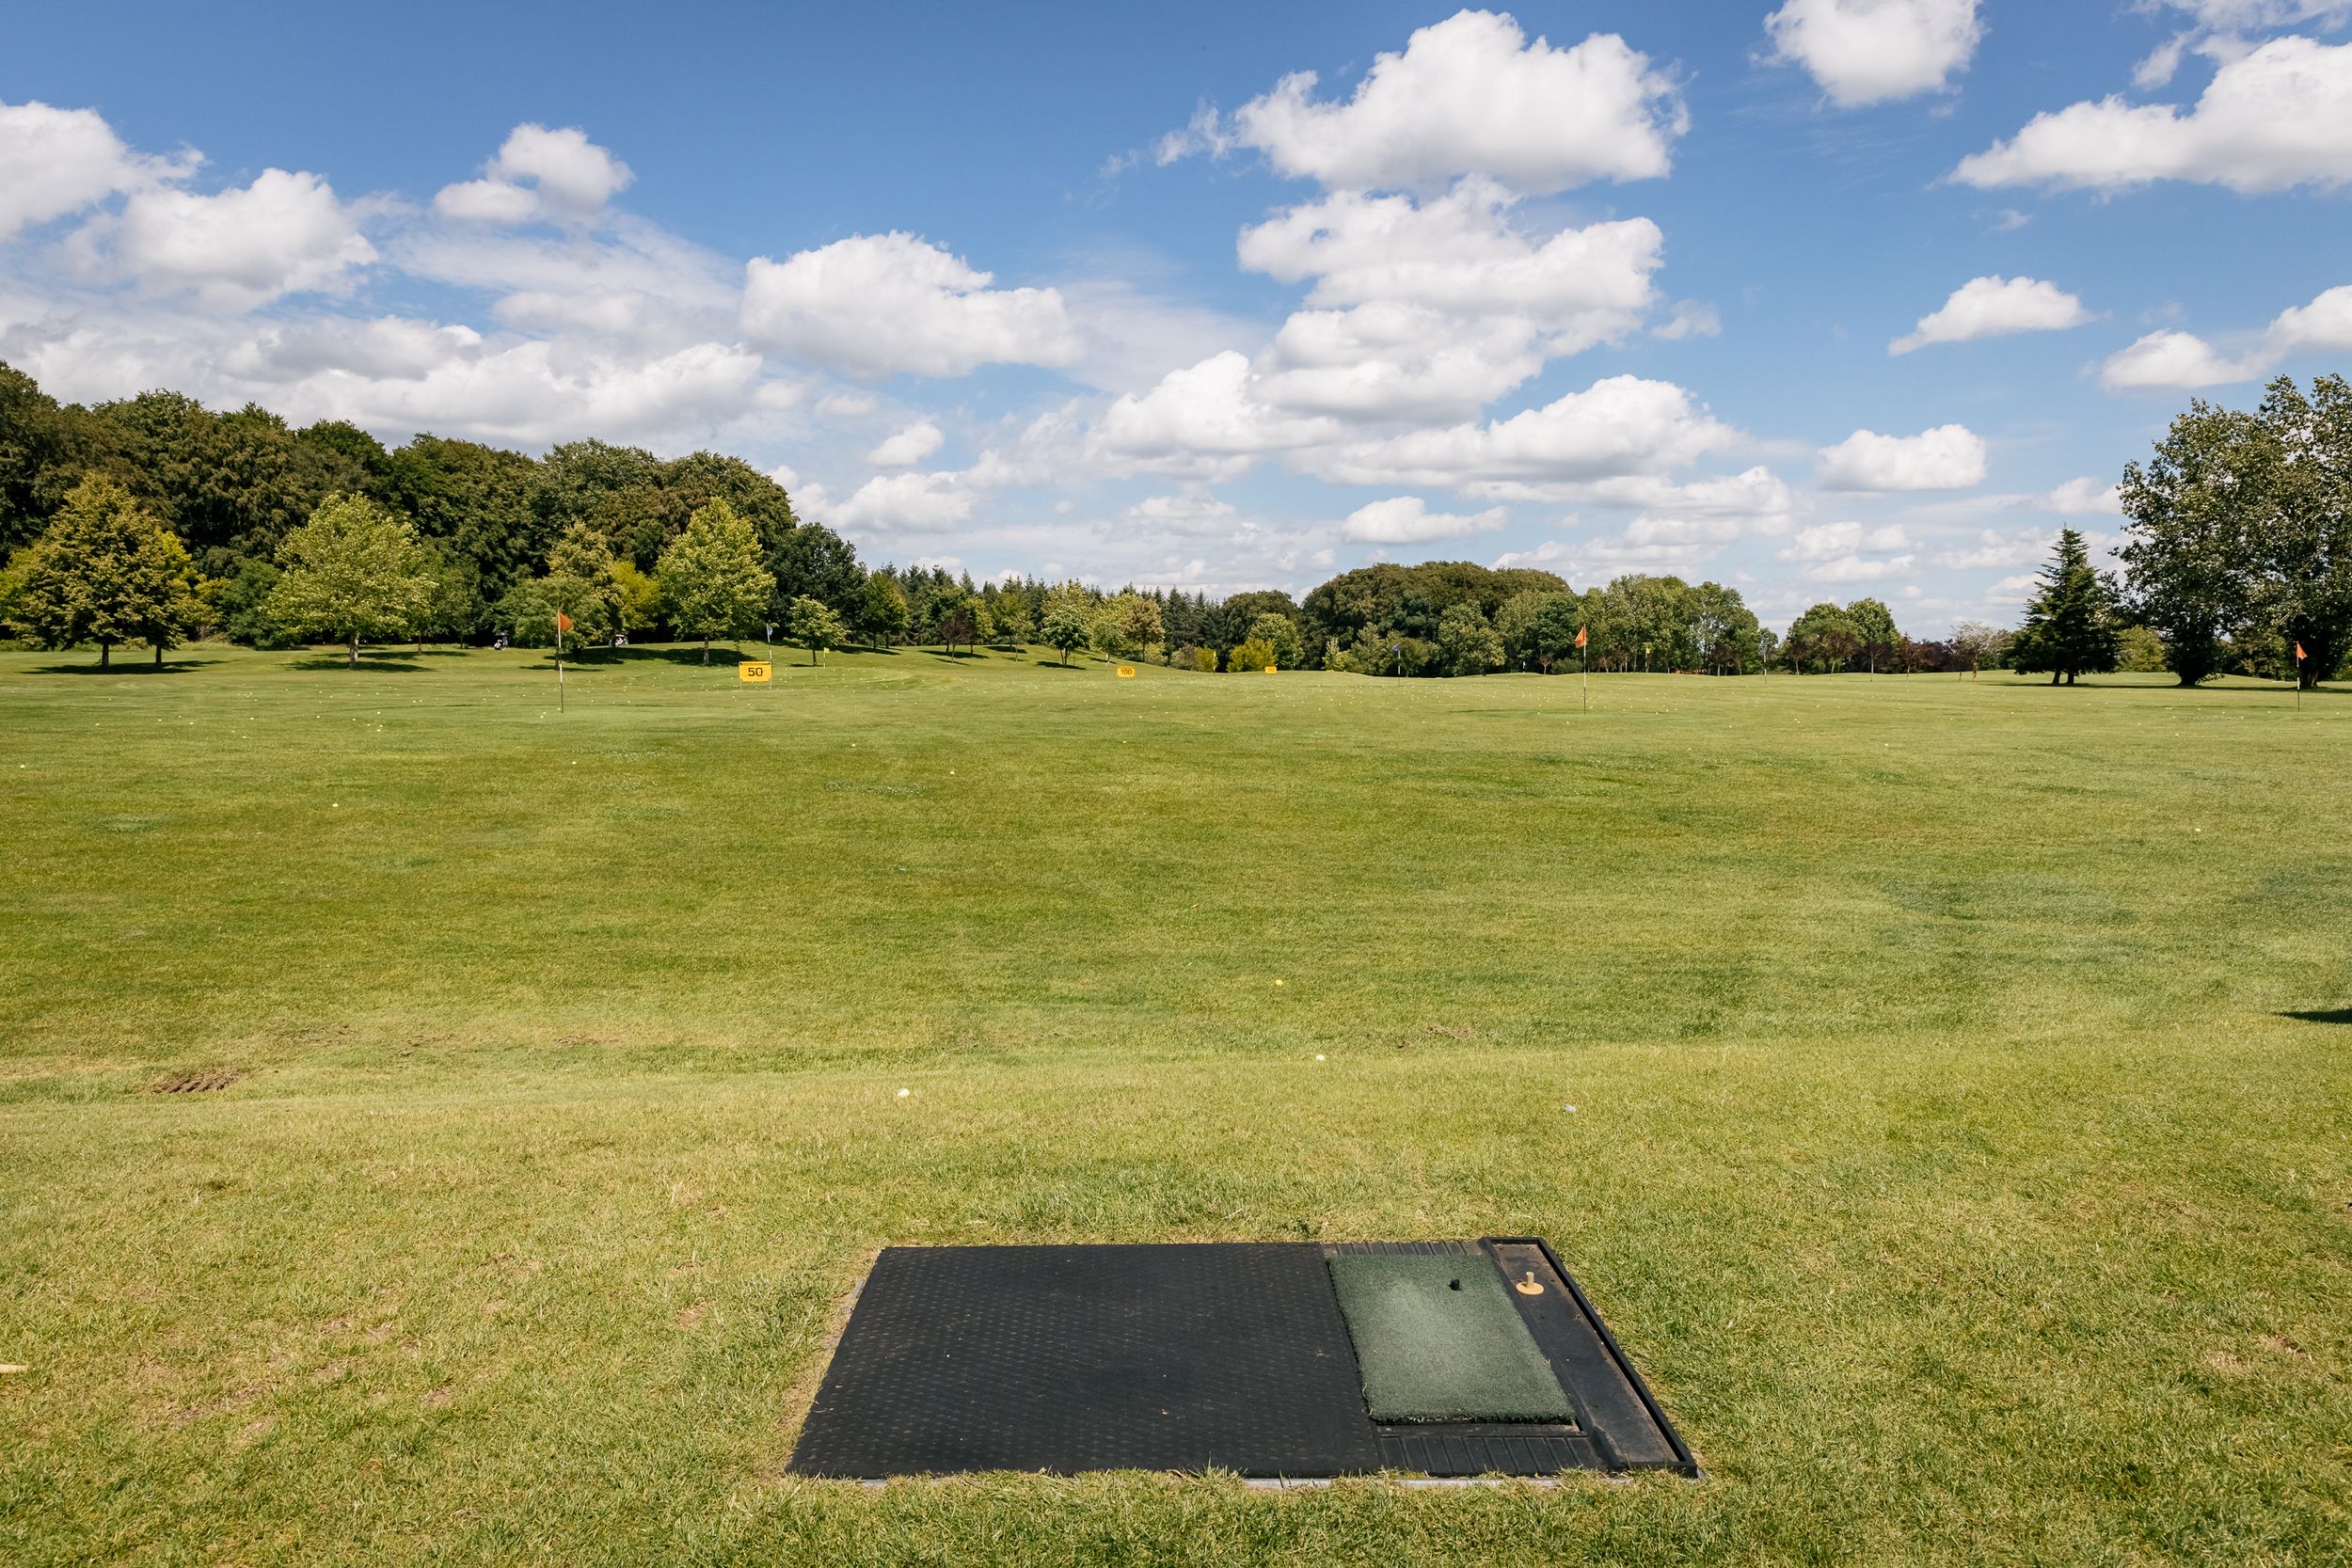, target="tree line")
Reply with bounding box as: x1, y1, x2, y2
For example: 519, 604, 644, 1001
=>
3, 359, 2341, 681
